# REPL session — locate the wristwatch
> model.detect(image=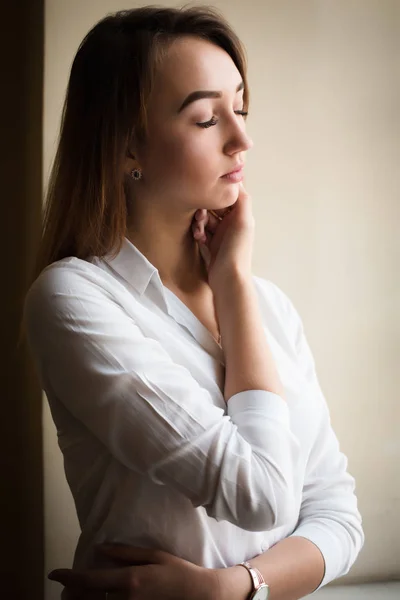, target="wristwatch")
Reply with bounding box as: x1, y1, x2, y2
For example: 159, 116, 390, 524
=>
239, 561, 270, 600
